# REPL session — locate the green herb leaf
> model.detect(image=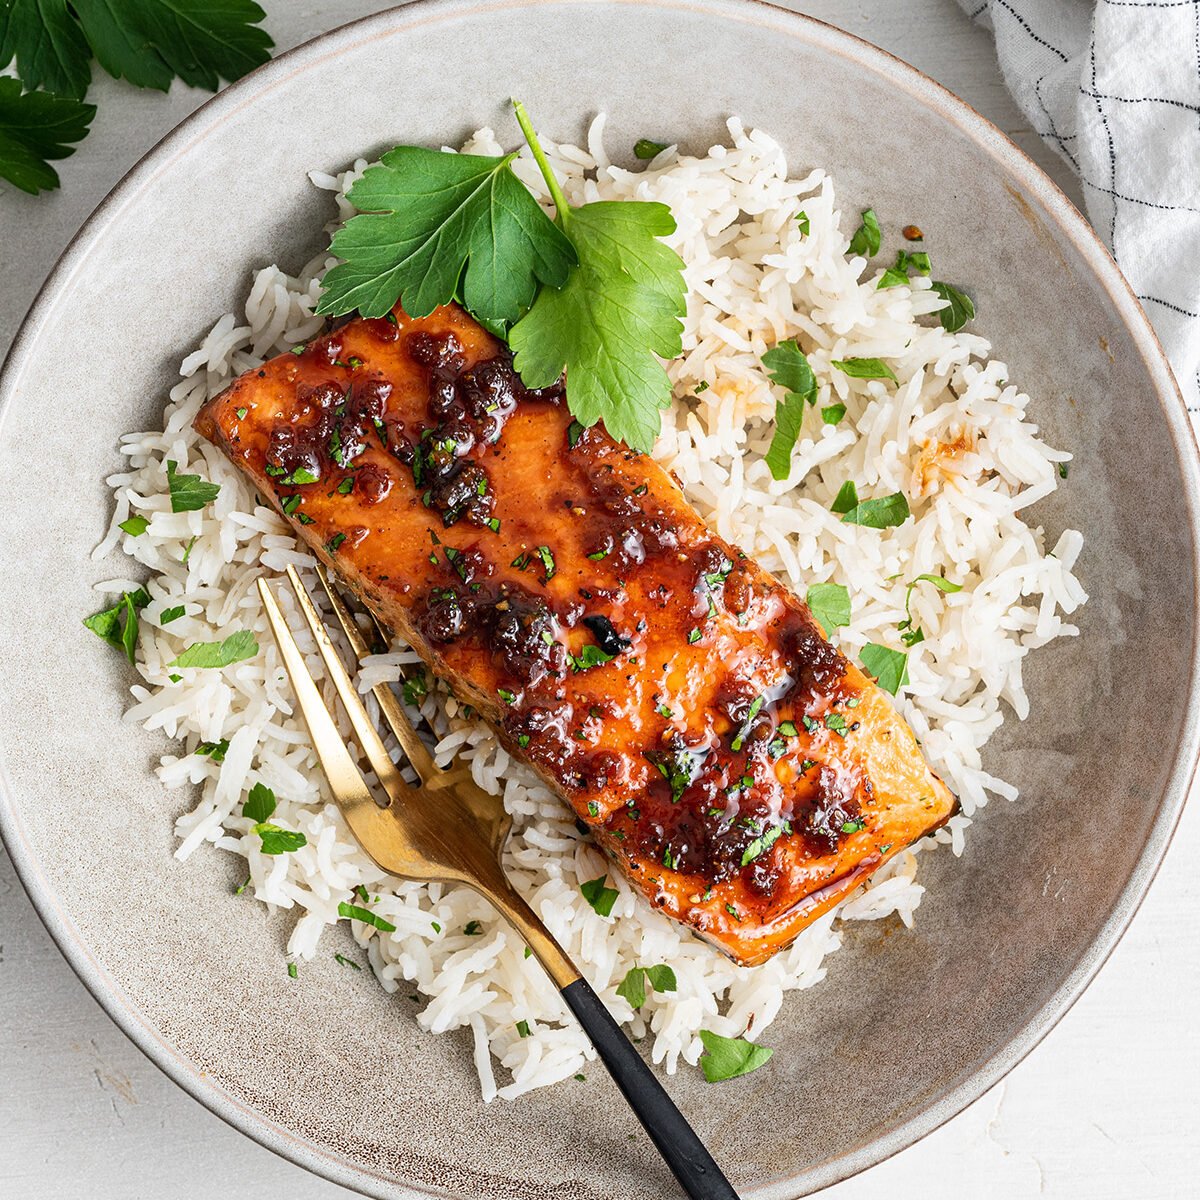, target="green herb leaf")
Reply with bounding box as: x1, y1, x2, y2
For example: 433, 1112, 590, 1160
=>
516, 1019, 531, 1037
280, 466, 318, 486
741, 822, 786, 866
334, 953, 361, 970
1058, 462, 1069, 480
795, 210, 810, 236
805, 582, 851, 634
698, 1030, 774, 1083
508, 102, 686, 453
0, 0, 93, 99
254, 823, 306, 855
840, 491, 910, 529
570, 643, 615, 672
402, 672, 427, 707
166, 459, 220, 512
830, 480, 859, 514
847, 208, 881, 257
83, 587, 148, 662
159, 604, 185, 624
616, 966, 647, 1010
194, 738, 229, 763
287, 961, 297, 979
118, 514, 148, 536
337, 901, 397, 933
931, 281, 975, 332
820, 403, 846, 425
463, 920, 483, 936
633, 138, 668, 159
316, 143, 575, 324
579, 875, 619, 918
841, 818, 866, 833
914, 573, 962, 594
0, 77, 96, 194
876, 249, 932, 289
860, 642, 909, 694
169, 630, 258, 669
730, 695, 764, 752
644, 963, 677, 994
831, 357, 897, 381
243, 782, 276, 822
761, 340, 817, 481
